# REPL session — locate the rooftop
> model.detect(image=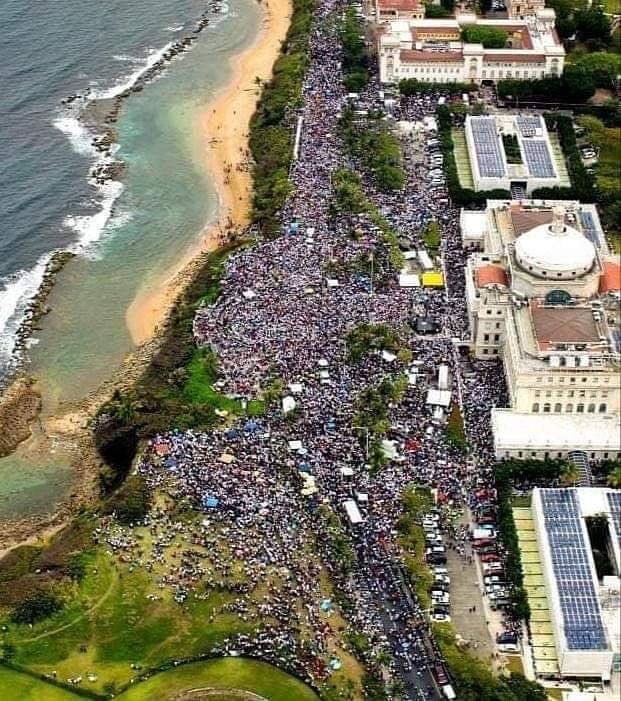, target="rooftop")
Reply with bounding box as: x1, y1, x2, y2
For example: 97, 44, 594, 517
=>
378, 0, 422, 10
475, 265, 509, 288
600, 261, 621, 294
531, 304, 600, 348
